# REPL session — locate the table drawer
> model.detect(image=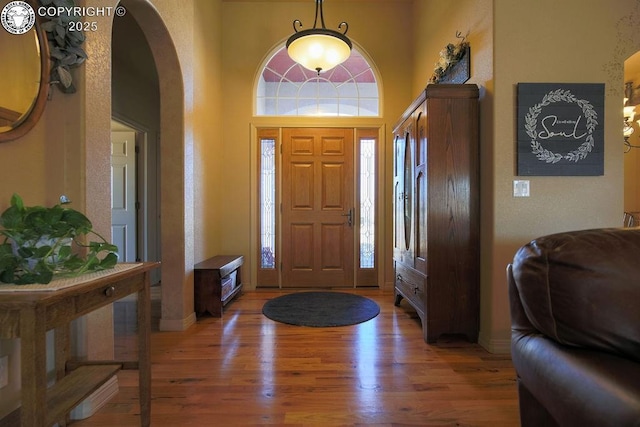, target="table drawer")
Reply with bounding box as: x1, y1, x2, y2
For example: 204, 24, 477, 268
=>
74, 275, 142, 317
